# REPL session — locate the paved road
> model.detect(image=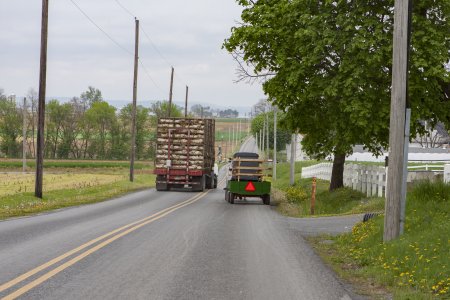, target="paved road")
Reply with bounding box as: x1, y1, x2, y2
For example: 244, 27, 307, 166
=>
0, 138, 361, 300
